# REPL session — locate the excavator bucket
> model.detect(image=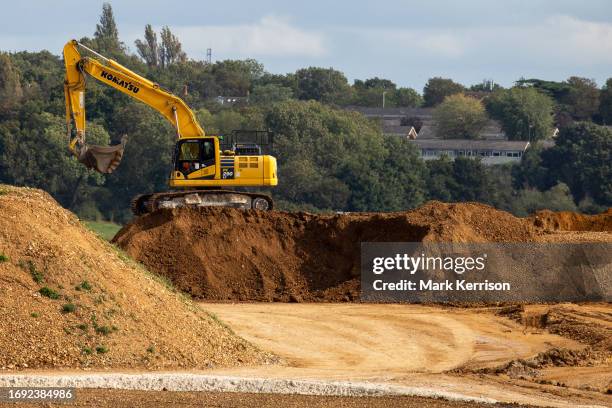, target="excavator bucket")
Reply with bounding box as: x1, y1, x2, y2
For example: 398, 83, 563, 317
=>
77, 136, 127, 174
